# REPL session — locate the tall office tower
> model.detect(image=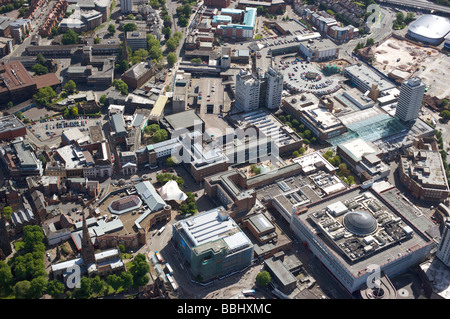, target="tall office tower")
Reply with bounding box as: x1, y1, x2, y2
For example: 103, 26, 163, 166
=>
437, 217, 450, 266
120, 0, 132, 14
395, 76, 426, 122
235, 70, 260, 112
265, 67, 284, 110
